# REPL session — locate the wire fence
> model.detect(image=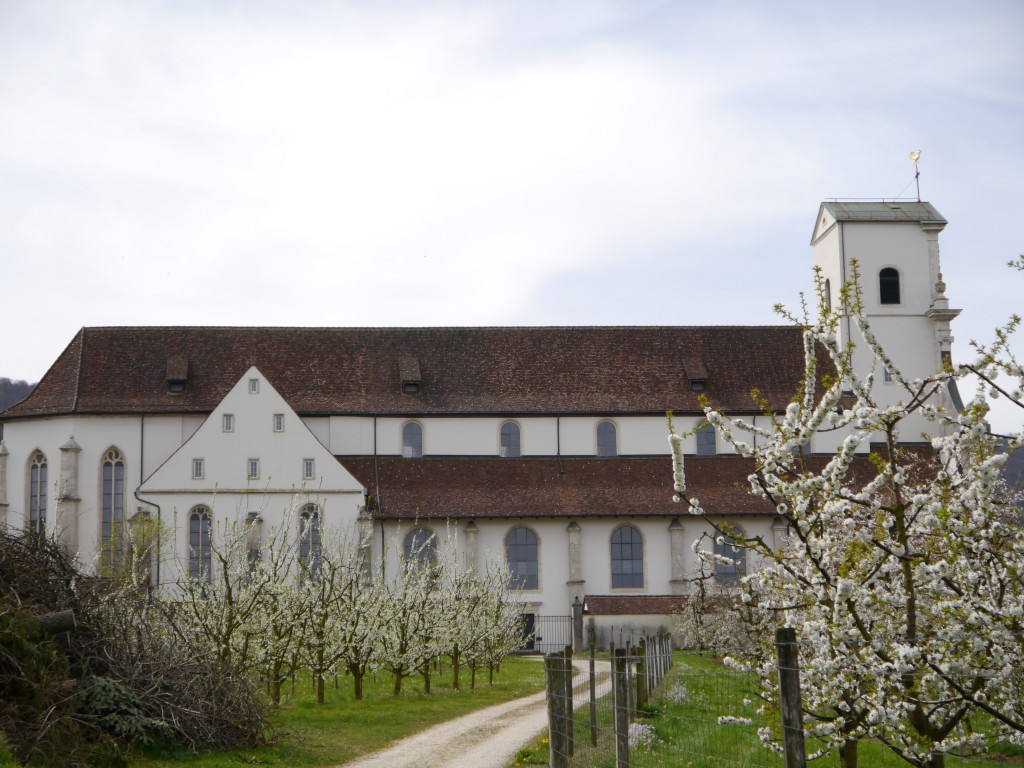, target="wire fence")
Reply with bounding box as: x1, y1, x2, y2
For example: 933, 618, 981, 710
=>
543, 629, 1019, 768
